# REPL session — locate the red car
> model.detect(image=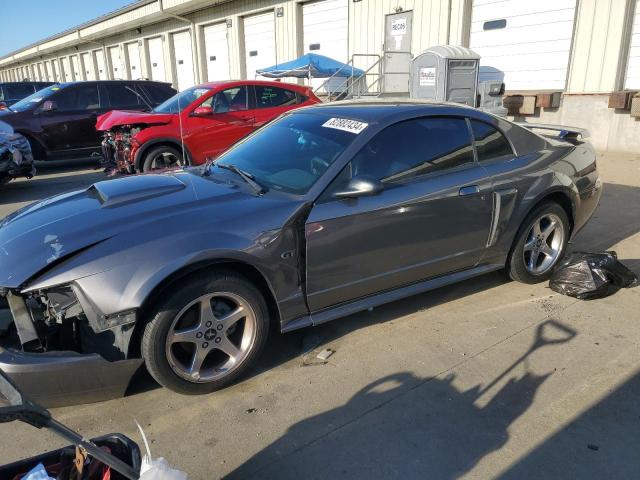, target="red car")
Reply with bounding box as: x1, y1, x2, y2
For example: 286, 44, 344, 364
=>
97, 80, 320, 174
